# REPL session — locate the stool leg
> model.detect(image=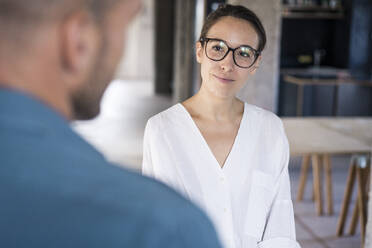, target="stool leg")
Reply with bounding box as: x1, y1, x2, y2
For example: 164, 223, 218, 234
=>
323, 154, 334, 215
365, 166, 371, 197
348, 196, 359, 235
297, 155, 310, 202
337, 159, 357, 236
311, 159, 323, 202
361, 165, 370, 248
348, 161, 370, 236
312, 154, 323, 216
357, 166, 368, 247
312, 182, 315, 202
